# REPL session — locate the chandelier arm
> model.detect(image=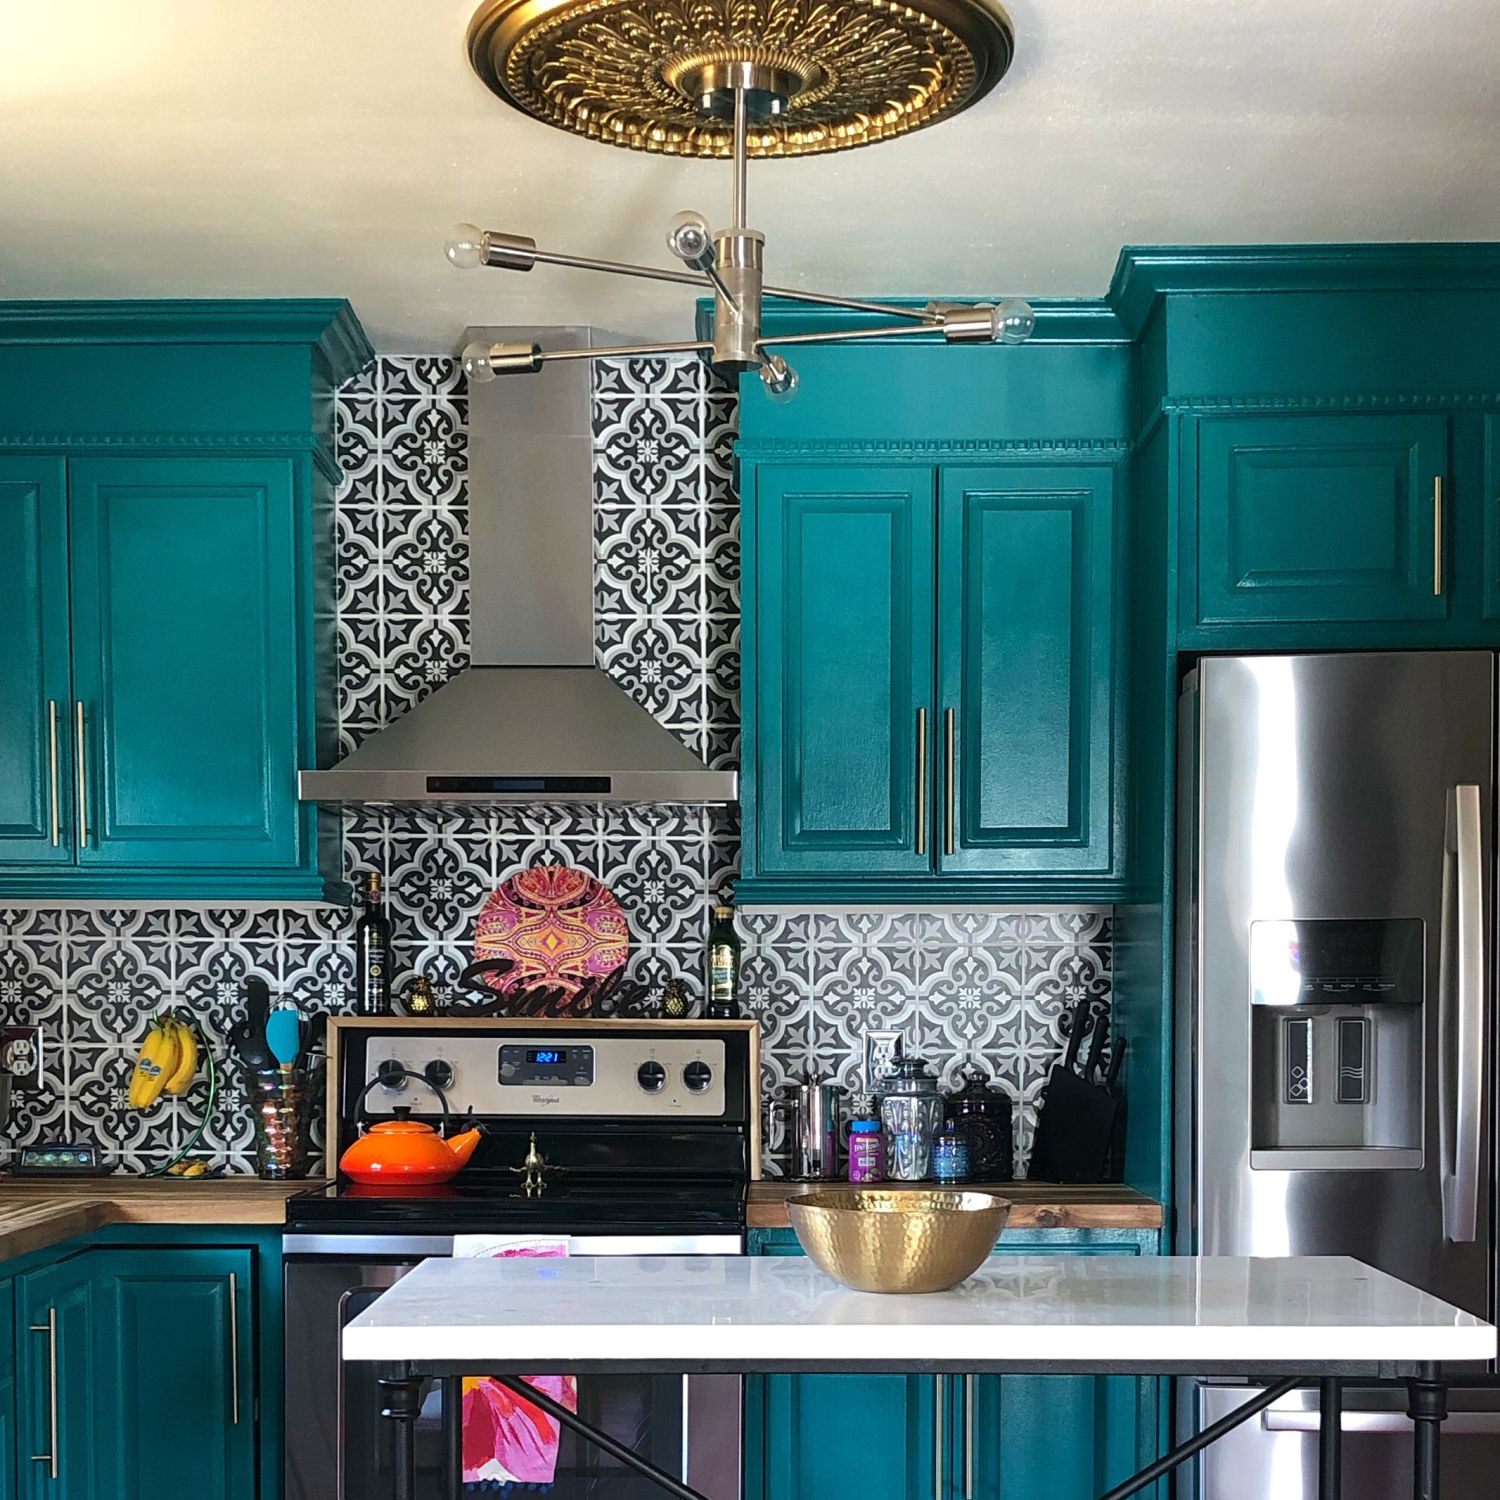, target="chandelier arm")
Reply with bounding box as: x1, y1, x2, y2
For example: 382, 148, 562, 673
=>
758, 287, 944, 323
757, 323, 948, 348
537, 339, 718, 362
523, 246, 714, 290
